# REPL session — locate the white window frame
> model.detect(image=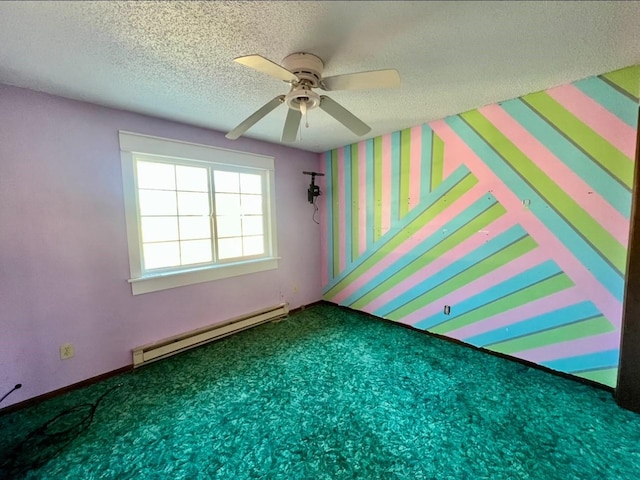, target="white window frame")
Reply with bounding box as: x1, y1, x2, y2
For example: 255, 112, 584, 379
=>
119, 131, 278, 295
